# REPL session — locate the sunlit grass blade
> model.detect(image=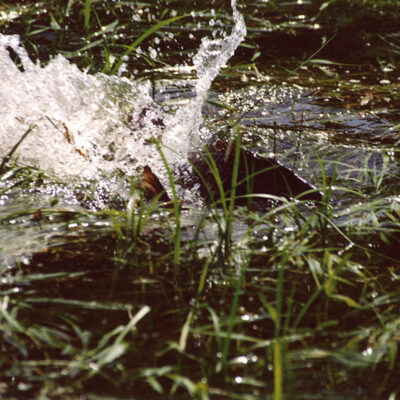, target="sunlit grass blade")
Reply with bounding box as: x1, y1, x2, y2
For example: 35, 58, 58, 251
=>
111, 14, 189, 75
154, 140, 181, 273
219, 253, 250, 374
0, 124, 36, 172
225, 133, 242, 255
